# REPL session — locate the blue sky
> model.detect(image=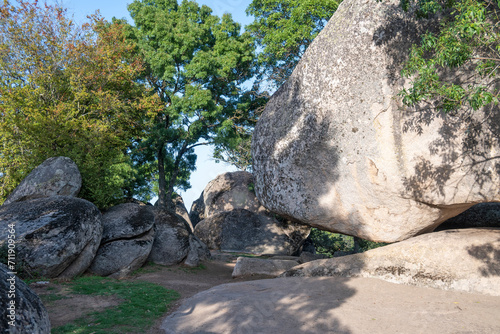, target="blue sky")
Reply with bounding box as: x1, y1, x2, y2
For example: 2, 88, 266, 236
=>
49, 0, 254, 209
